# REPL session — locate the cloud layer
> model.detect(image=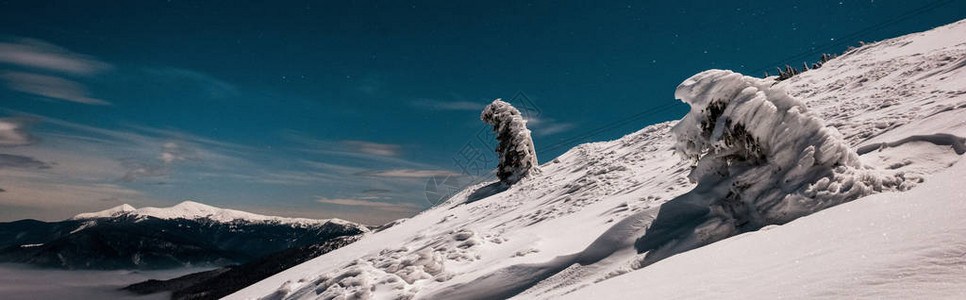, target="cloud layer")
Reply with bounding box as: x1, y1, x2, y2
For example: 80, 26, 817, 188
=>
526, 116, 576, 137
342, 140, 401, 157
0, 117, 37, 146
356, 169, 461, 178
0, 38, 111, 75
0, 153, 51, 169
0, 110, 455, 224
0, 37, 112, 105
316, 197, 420, 213
1, 71, 108, 105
